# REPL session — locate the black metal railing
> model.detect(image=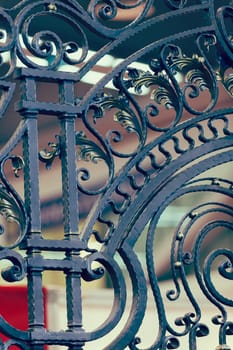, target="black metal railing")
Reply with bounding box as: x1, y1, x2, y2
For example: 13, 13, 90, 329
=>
0, 1, 233, 349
